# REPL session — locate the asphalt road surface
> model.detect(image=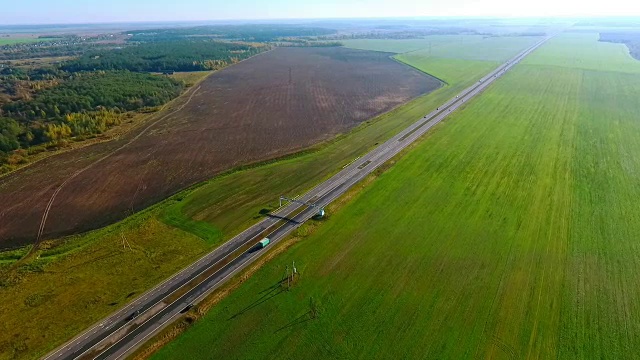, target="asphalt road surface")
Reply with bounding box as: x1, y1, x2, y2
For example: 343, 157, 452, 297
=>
43, 35, 553, 360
